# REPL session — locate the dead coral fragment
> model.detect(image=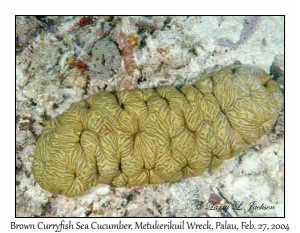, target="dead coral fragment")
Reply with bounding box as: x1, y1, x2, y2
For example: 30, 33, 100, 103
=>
32, 64, 283, 197
90, 38, 122, 80
114, 32, 138, 74
217, 16, 260, 49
